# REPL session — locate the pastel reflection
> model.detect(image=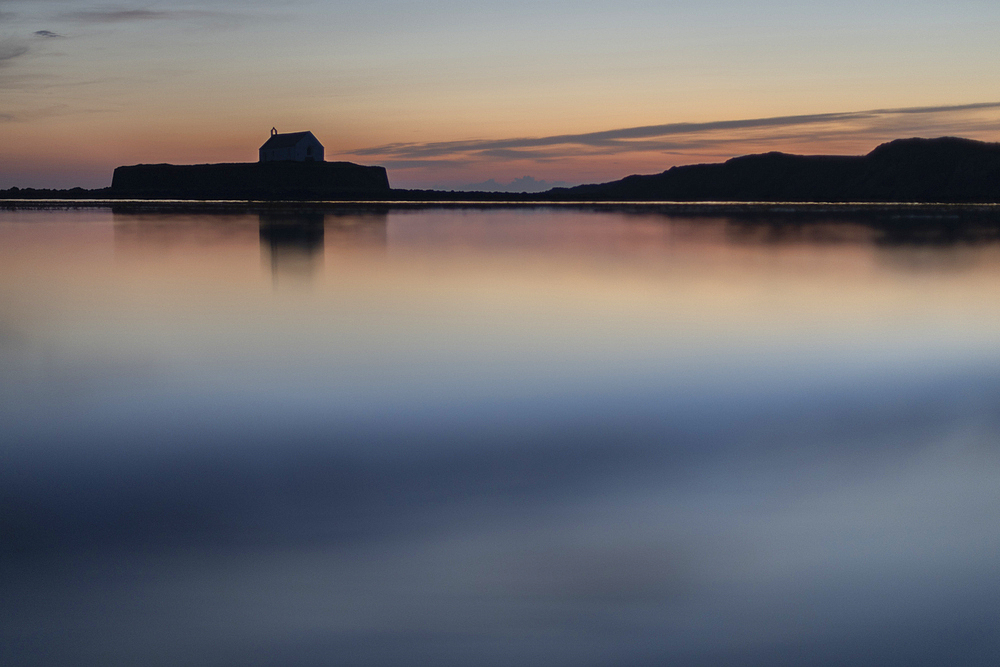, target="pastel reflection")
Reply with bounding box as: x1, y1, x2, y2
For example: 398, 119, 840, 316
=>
2, 207, 1000, 667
